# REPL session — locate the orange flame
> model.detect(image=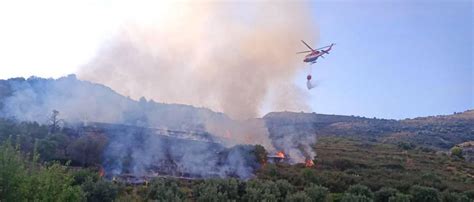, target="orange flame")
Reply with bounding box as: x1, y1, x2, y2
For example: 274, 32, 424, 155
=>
99, 166, 105, 177
276, 151, 285, 158
305, 159, 314, 167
